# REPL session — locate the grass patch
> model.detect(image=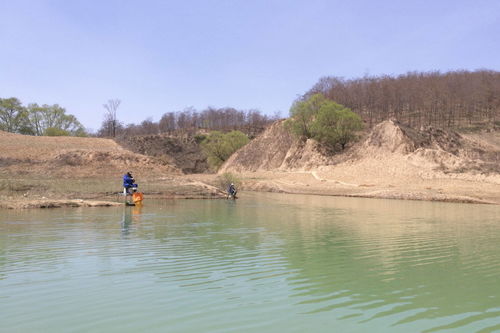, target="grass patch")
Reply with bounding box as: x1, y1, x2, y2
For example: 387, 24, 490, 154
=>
0, 177, 118, 199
